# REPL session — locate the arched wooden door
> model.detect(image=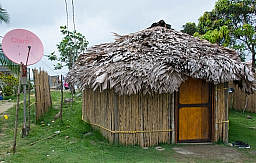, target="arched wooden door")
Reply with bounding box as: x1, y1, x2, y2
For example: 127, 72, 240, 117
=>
176, 78, 212, 143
